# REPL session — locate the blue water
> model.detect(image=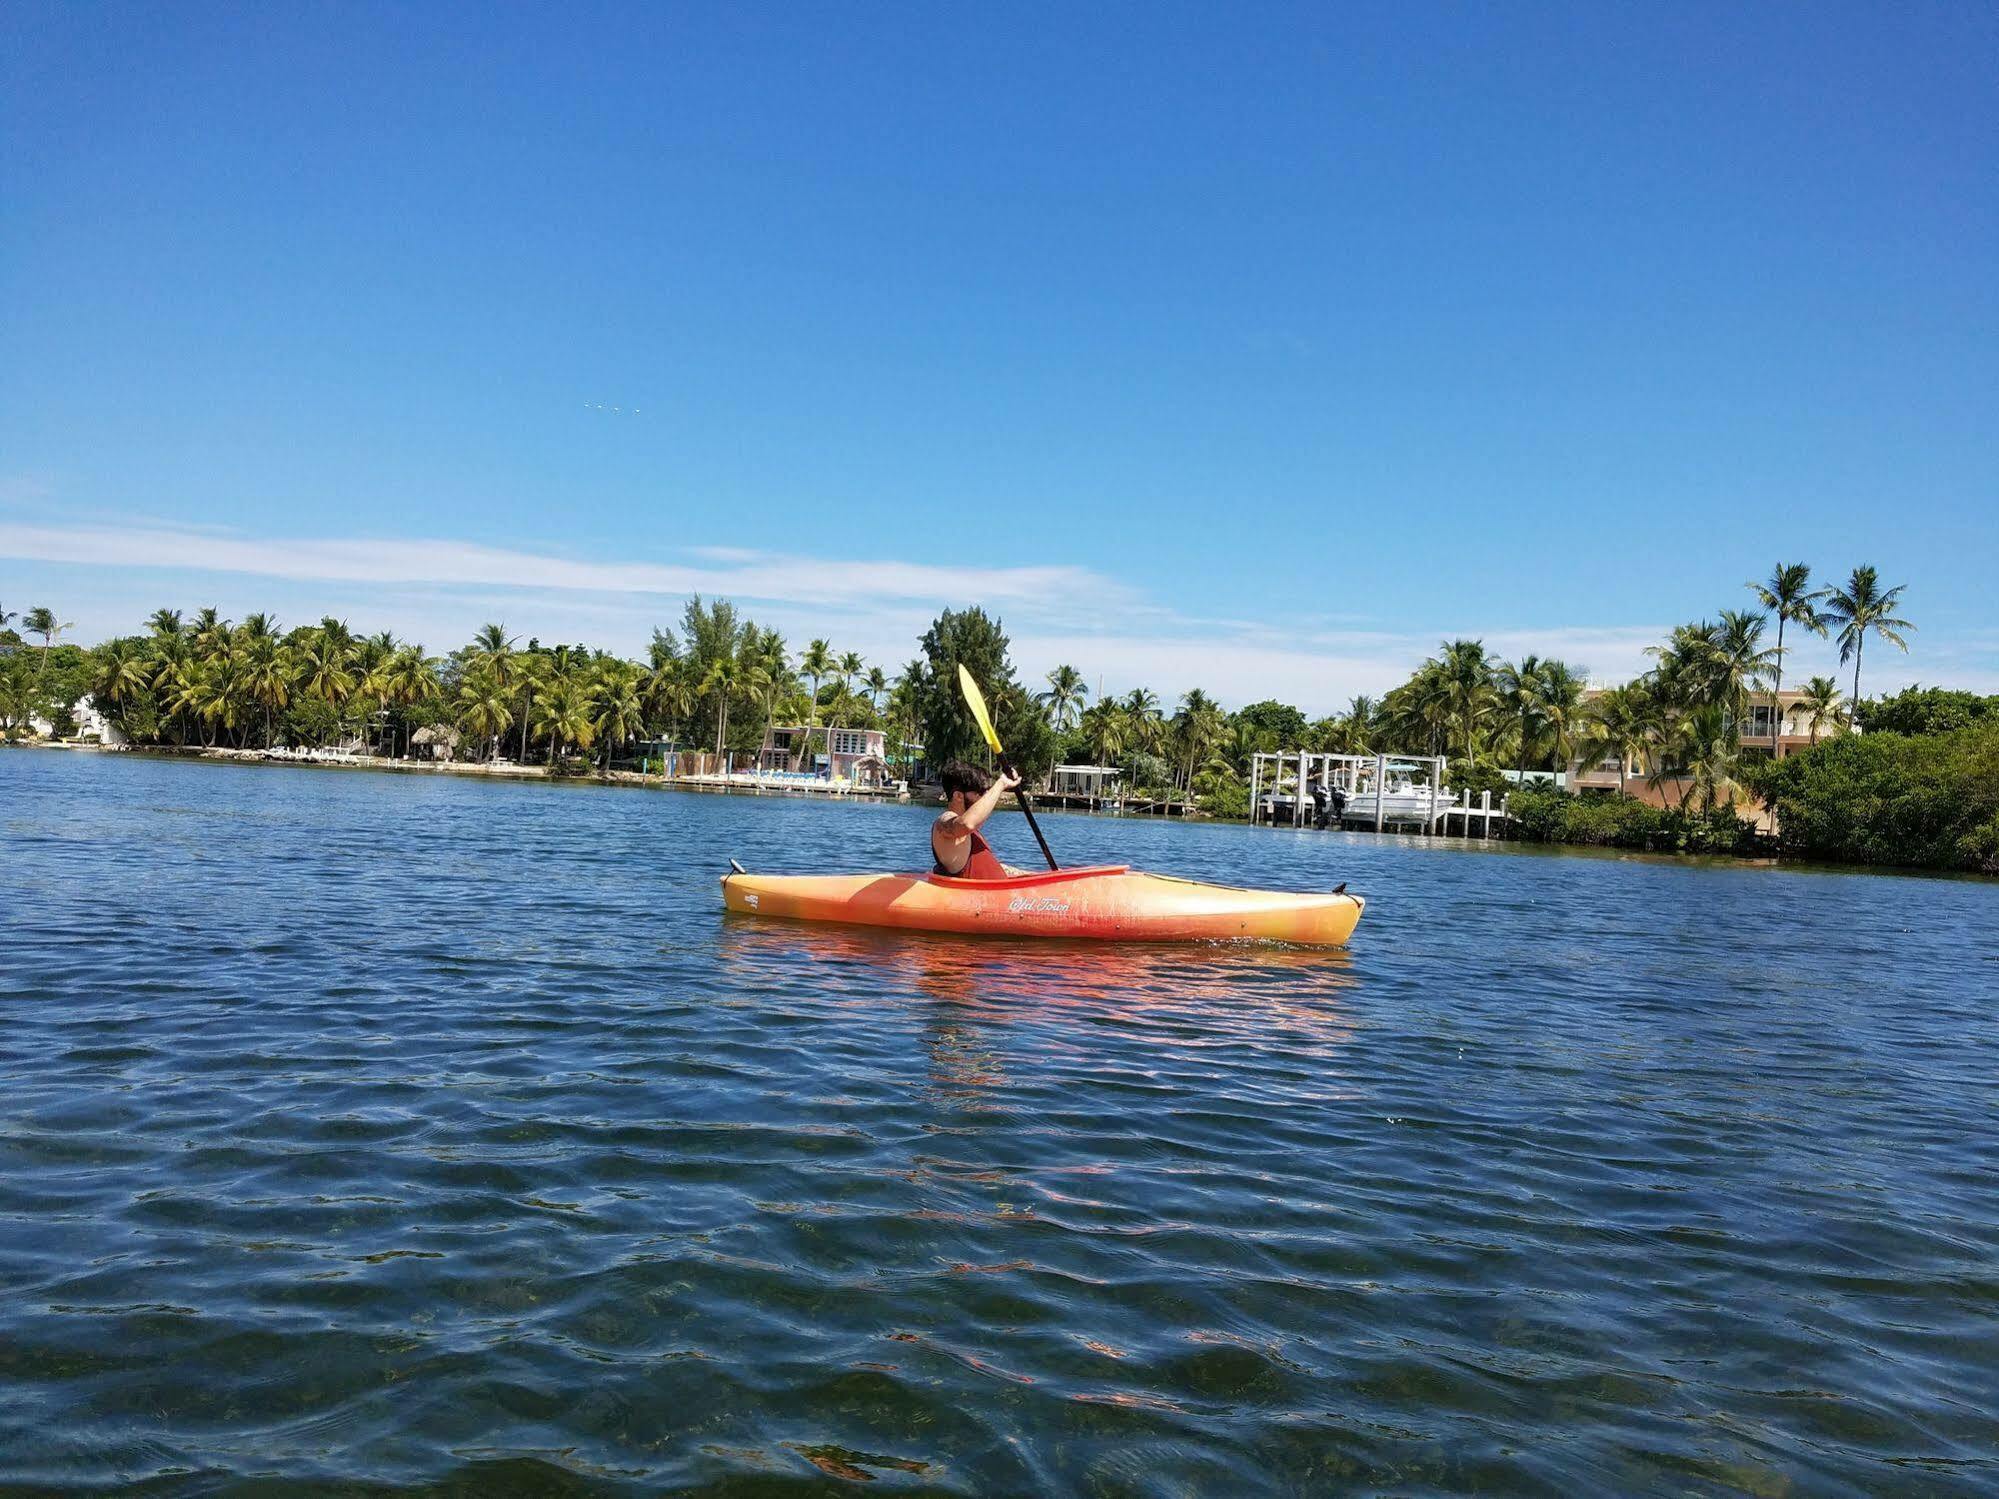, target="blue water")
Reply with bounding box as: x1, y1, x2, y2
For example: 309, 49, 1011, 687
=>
4, 750, 1997, 1494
